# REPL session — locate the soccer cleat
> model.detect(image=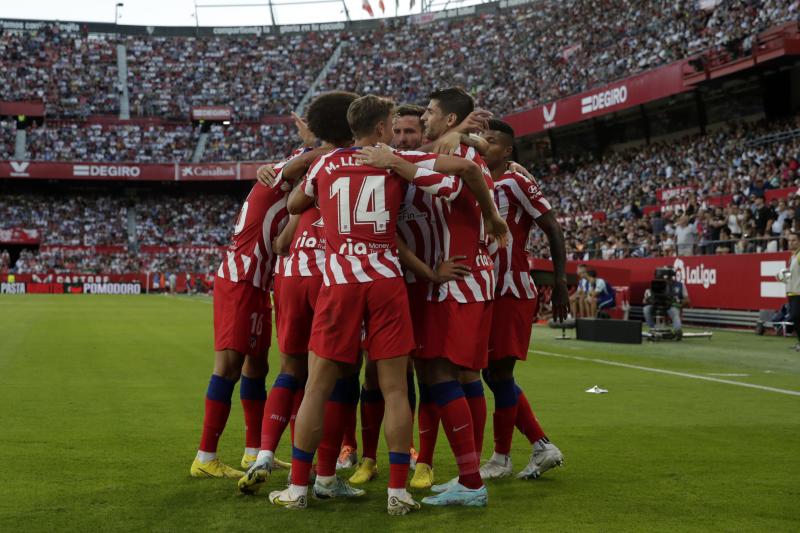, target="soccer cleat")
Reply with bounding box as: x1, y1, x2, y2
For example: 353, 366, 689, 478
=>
190, 457, 245, 479
517, 441, 564, 480
349, 458, 378, 484
410, 447, 419, 470
241, 452, 258, 470
421, 482, 487, 507
430, 477, 457, 493
269, 488, 308, 510
479, 455, 513, 480
313, 476, 366, 499
409, 463, 434, 489
387, 491, 422, 516
336, 445, 358, 470
237, 461, 271, 495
